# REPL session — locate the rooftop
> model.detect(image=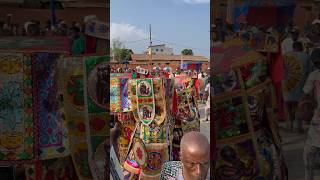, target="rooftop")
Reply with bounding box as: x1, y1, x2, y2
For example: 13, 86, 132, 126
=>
131, 54, 209, 62
147, 44, 166, 48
